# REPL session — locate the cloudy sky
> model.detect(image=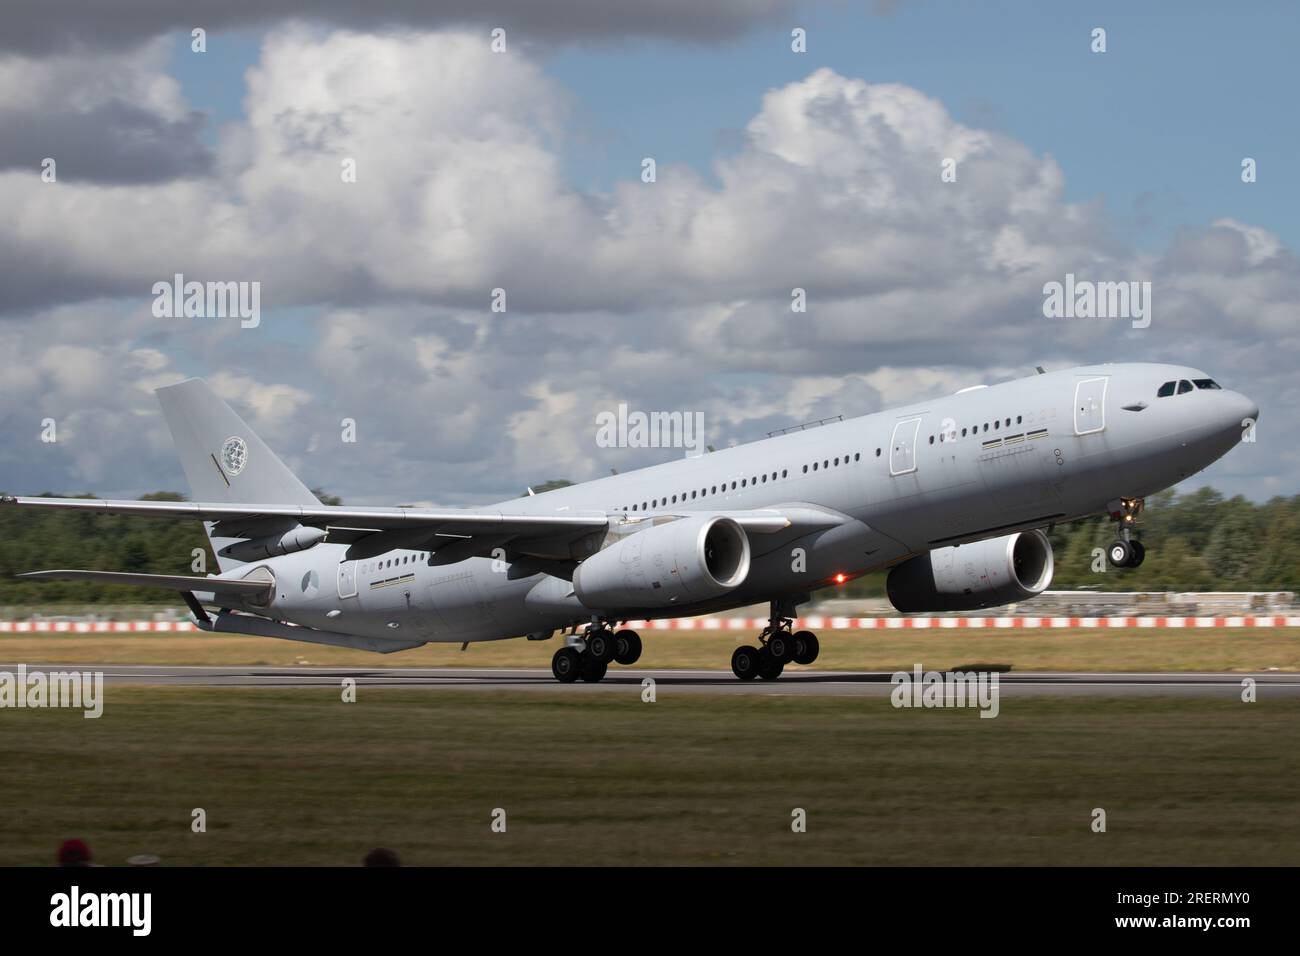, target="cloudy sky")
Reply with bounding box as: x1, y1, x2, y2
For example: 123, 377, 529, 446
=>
1, 0, 1296, 506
